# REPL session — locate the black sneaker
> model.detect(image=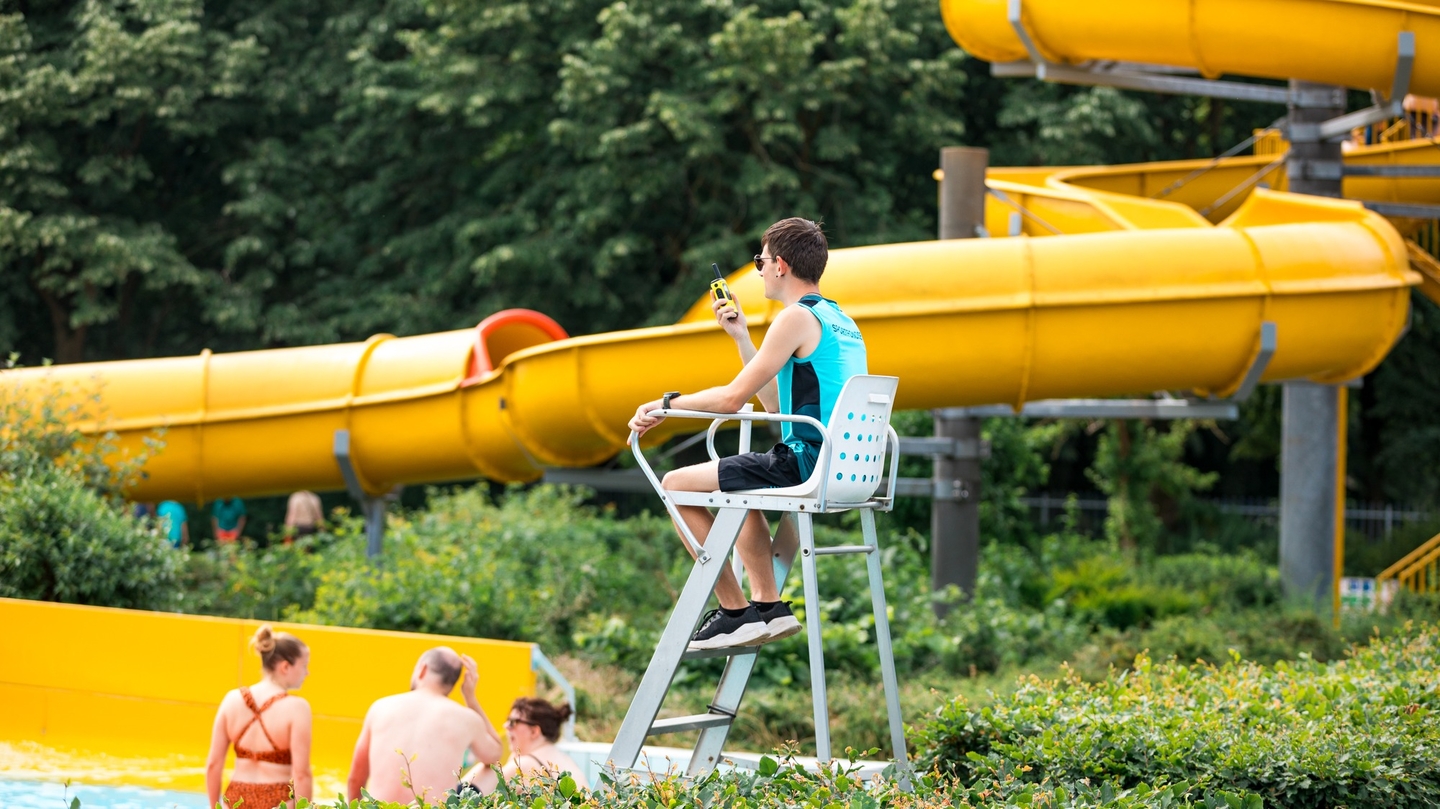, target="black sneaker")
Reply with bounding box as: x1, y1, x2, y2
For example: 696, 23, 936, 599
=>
751, 600, 802, 644
688, 606, 767, 651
